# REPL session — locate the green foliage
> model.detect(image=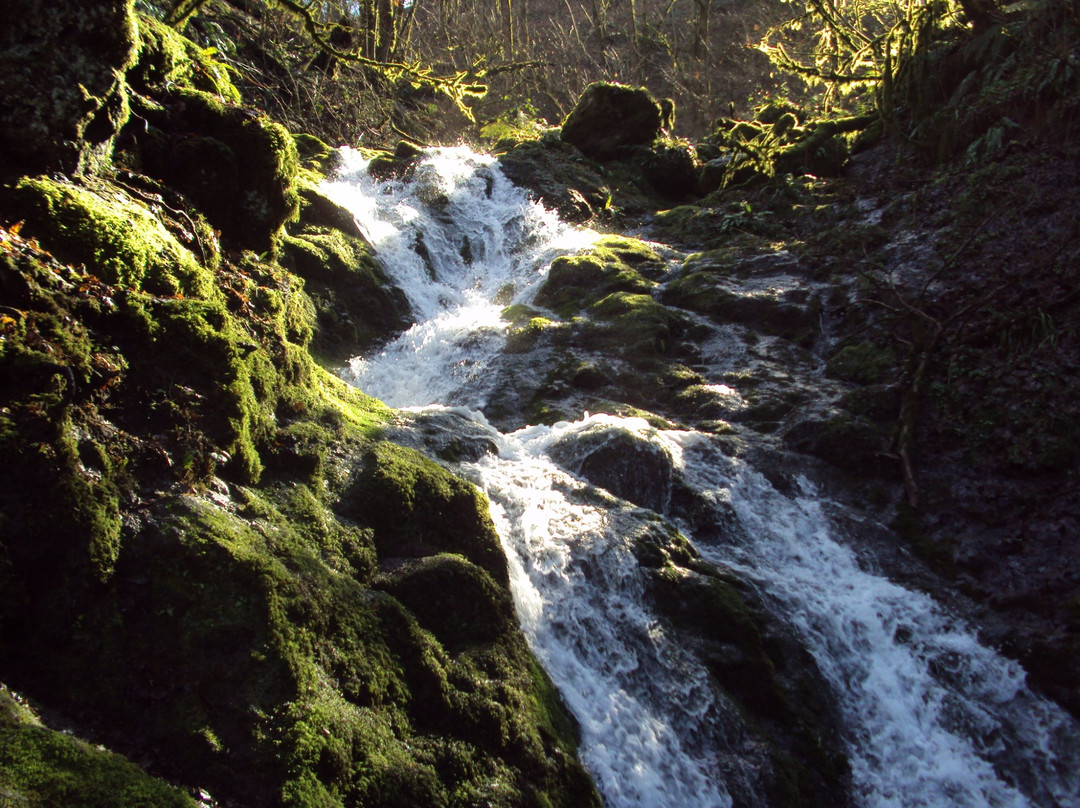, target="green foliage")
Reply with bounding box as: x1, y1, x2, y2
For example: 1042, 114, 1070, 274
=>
758, 0, 1080, 163
480, 105, 549, 146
